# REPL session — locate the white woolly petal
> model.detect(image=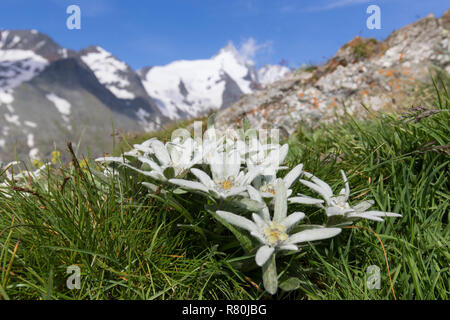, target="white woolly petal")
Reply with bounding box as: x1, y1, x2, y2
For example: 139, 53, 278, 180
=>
278, 244, 299, 251
247, 186, 271, 221
353, 200, 375, 212
363, 210, 401, 217
250, 231, 267, 244
150, 140, 171, 166
278, 144, 289, 164
287, 227, 342, 244
283, 163, 303, 188
120, 163, 167, 181
273, 179, 287, 223
168, 179, 209, 193
223, 186, 247, 198
215, 210, 258, 233
95, 156, 128, 163
209, 152, 225, 180
289, 196, 324, 205
340, 170, 350, 200
252, 213, 269, 230
255, 245, 275, 267
300, 179, 332, 202
247, 185, 264, 202
326, 206, 349, 216
280, 211, 305, 230
138, 157, 163, 172
302, 172, 333, 199
224, 150, 241, 178
241, 168, 260, 185
191, 168, 215, 189
346, 212, 385, 222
